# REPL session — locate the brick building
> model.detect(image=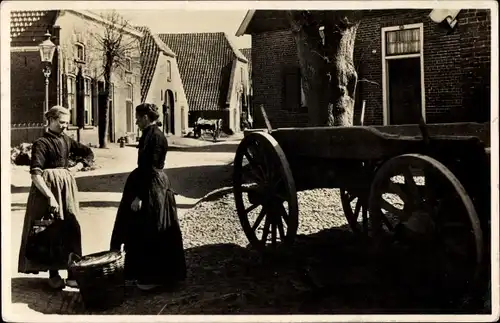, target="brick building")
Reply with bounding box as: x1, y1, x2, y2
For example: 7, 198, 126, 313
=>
10, 10, 142, 146
236, 9, 491, 128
